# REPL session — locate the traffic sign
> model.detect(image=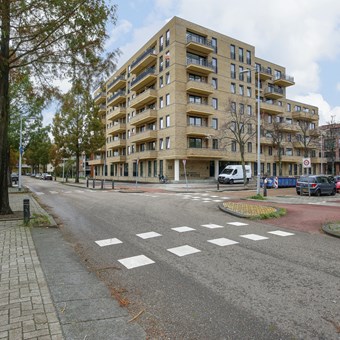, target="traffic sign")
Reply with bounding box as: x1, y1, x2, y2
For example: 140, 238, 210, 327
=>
303, 158, 311, 168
